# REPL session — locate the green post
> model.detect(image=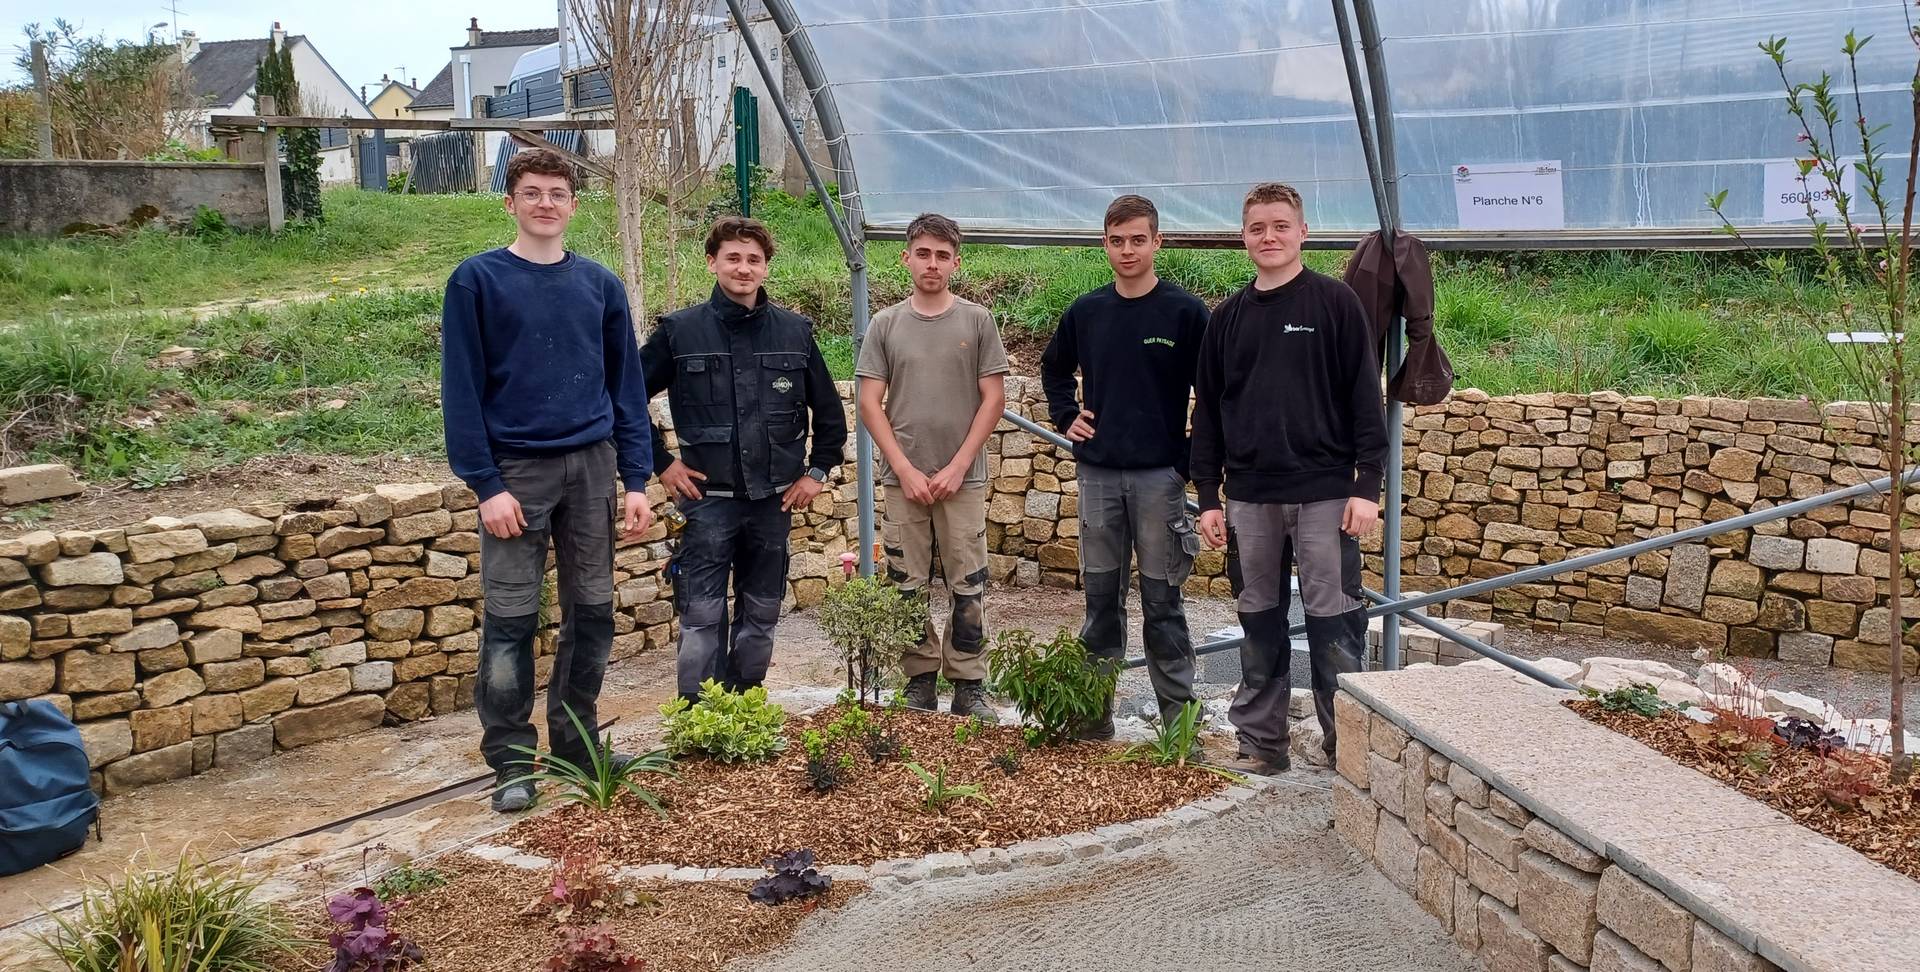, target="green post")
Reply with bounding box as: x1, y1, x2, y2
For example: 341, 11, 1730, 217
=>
733, 86, 755, 216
